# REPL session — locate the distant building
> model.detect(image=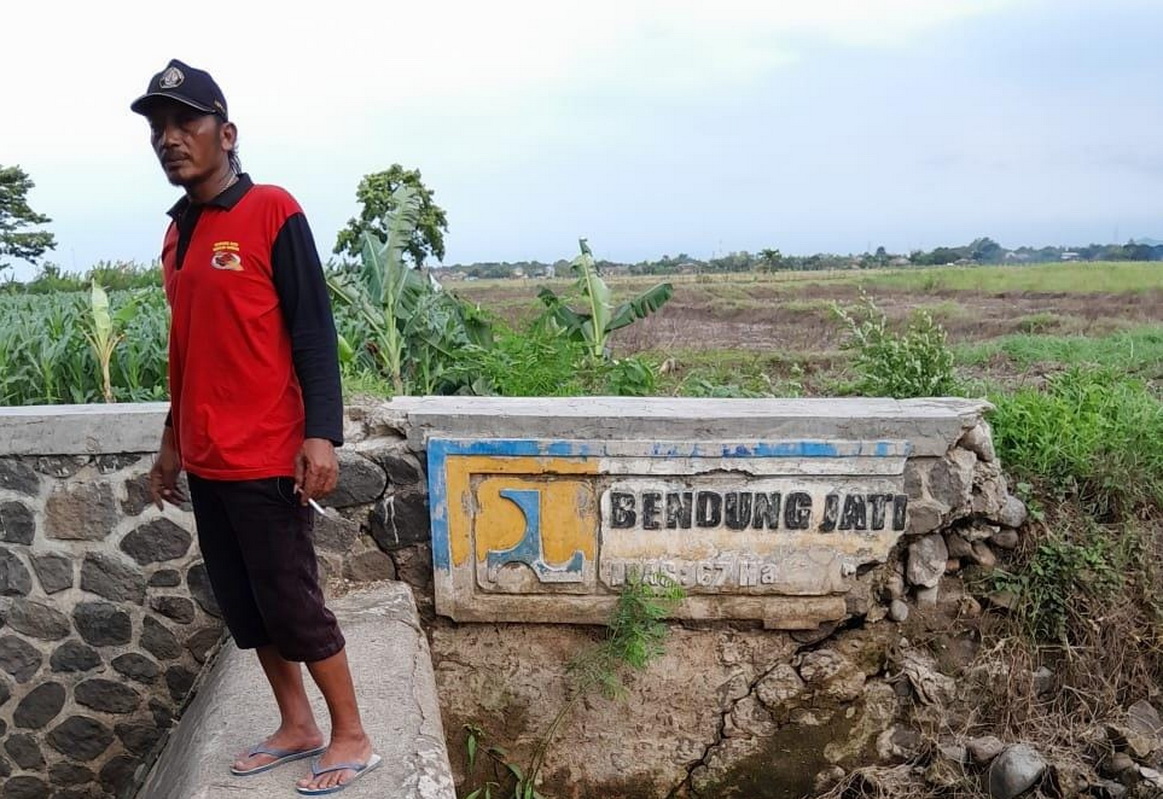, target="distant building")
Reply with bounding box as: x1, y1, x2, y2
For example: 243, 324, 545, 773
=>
1060, 252, 1081, 261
